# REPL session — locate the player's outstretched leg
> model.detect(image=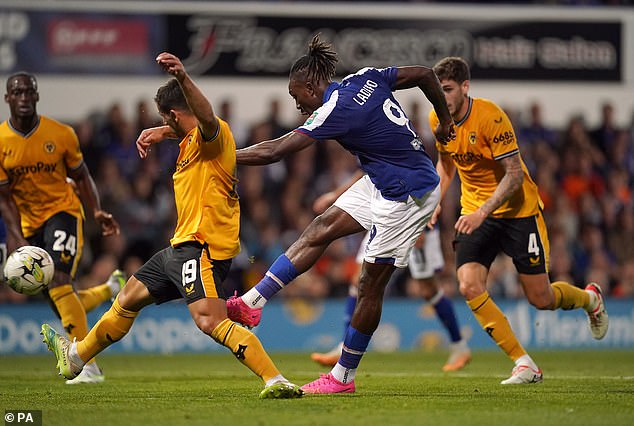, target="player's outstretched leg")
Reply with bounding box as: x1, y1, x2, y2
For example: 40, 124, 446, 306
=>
226, 292, 262, 328
41, 324, 83, 380
228, 255, 299, 327
210, 317, 303, 398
